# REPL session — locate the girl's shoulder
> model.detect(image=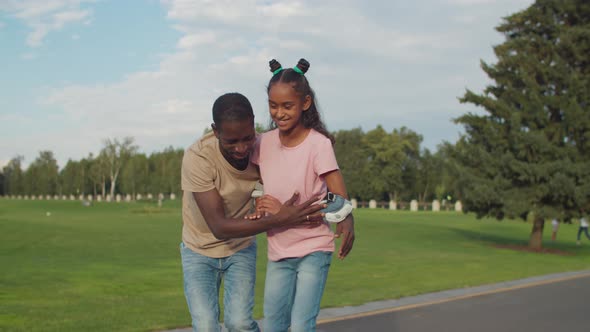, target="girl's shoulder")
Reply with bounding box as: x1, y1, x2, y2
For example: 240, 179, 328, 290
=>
308, 128, 332, 144
257, 129, 282, 150
259, 128, 280, 141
